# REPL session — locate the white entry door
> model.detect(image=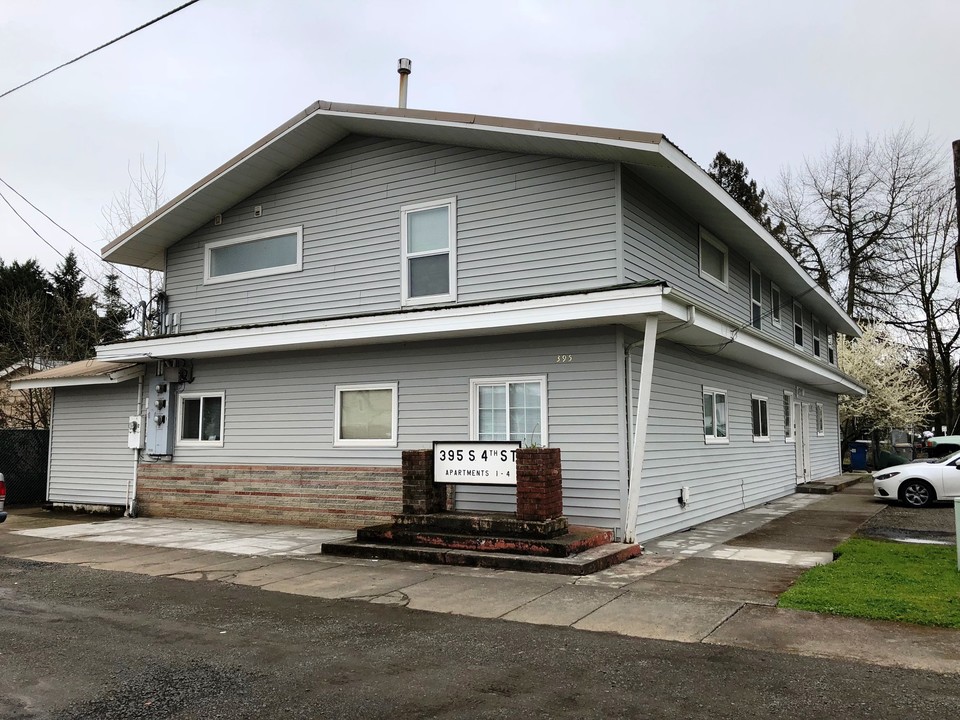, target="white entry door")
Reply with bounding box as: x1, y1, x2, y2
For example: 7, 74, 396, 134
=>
794, 401, 812, 484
